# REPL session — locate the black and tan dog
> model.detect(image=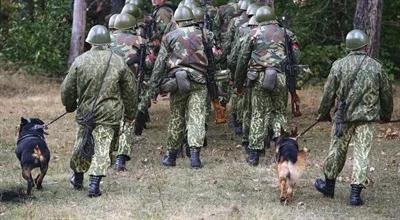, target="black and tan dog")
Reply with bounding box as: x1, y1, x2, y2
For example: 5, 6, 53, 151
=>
275, 128, 306, 203
16, 117, 50, 195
